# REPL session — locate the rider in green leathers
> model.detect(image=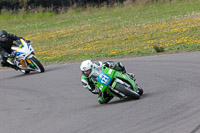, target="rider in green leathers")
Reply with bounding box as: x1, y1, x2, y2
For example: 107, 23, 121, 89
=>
80, 60, 135, 104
